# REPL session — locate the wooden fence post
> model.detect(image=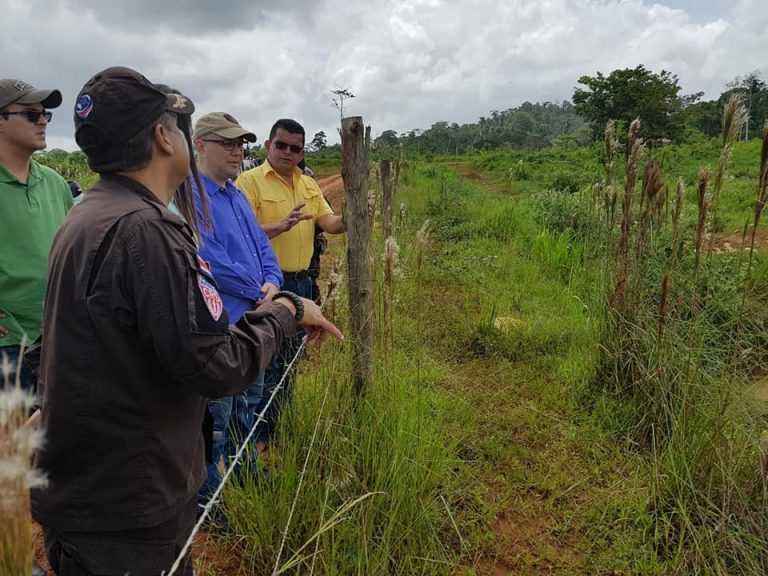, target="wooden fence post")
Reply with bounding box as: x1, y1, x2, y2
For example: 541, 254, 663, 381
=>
380, 159, 393, 239
341, 116, 373, 397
